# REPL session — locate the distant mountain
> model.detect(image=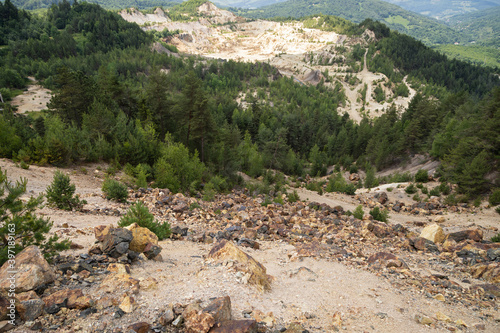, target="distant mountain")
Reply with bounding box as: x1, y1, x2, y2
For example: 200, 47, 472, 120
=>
213, 0, 285, 9
448, 6, 500, 47
6, 0, 181, 10
382, 0, 500, 20
234, 0, 462, 45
